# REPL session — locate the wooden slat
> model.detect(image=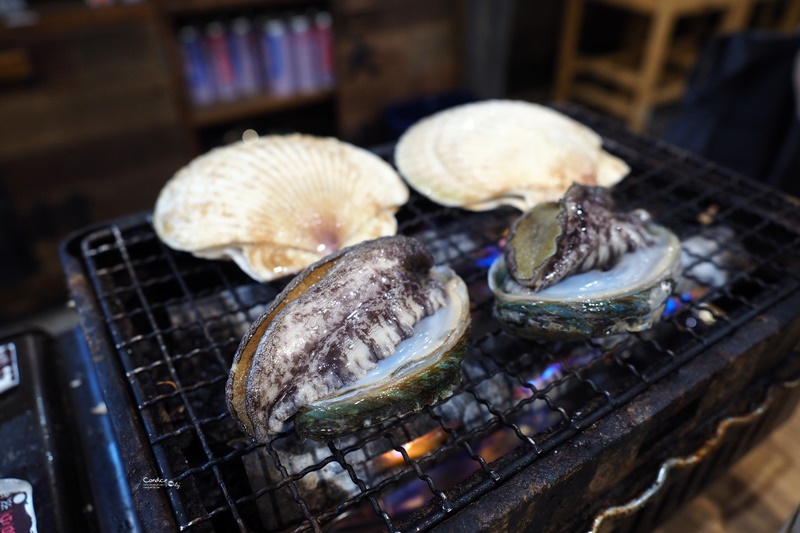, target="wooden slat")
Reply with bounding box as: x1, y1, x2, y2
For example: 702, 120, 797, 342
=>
0, 48, 33, 83
570, 82, 631, 118
590, 0, 753, 16
189, 89, 335, 128
572, 52, 686, 105
783, 0, 800, 32
628, 1, 675, 131
653, 77, 686, 105
586, 0, 658, 15
161, 0, 318, 16
0, 3, 155, 40
332, 0, 461, 141
668, 36, 700, 72
574, 53, 640, 89
554, 0, 585, 101
718, 0, 756, 32
669, 0, 751, 13
0, 77, 176, 159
